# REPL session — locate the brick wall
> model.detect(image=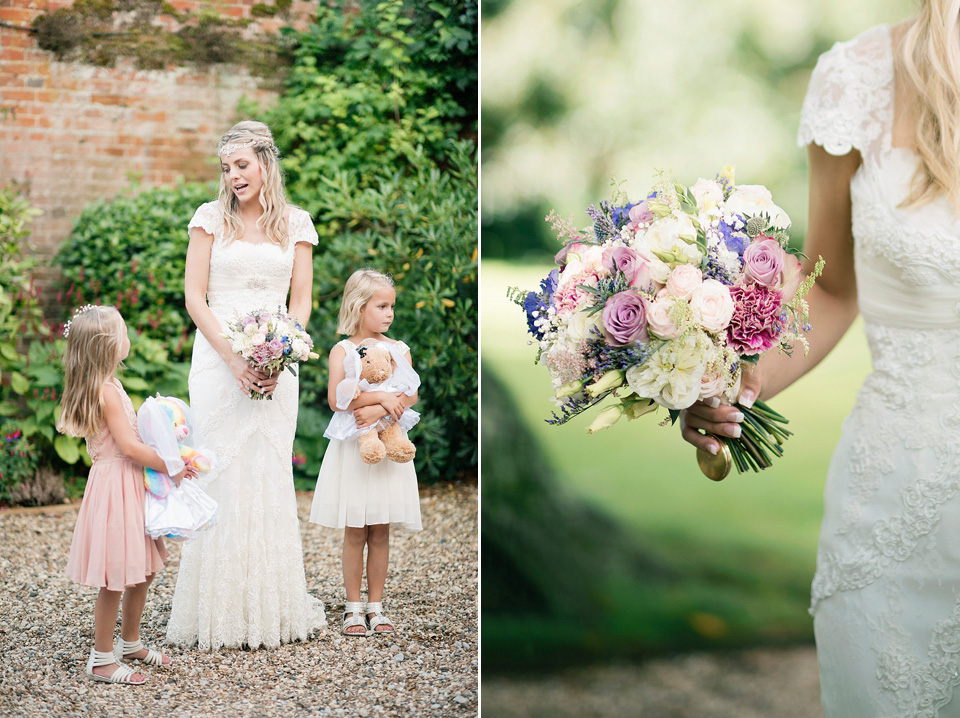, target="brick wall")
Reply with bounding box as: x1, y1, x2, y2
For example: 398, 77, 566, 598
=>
0, 0, 319, 291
